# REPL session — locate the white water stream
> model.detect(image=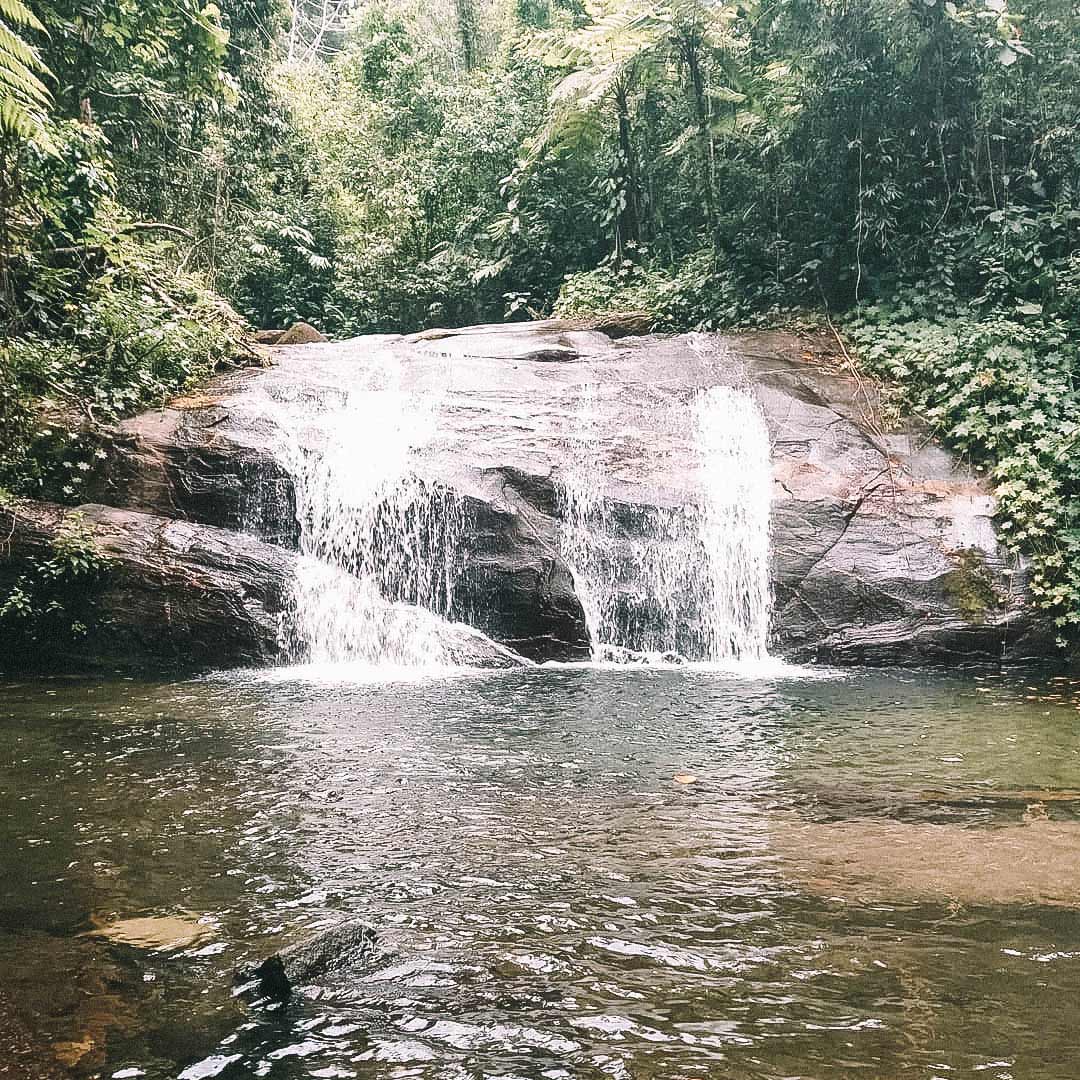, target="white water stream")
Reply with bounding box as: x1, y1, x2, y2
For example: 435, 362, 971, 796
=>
248, 358, 472, 669
244, 350, 774, 670
557, 384, 773, 663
